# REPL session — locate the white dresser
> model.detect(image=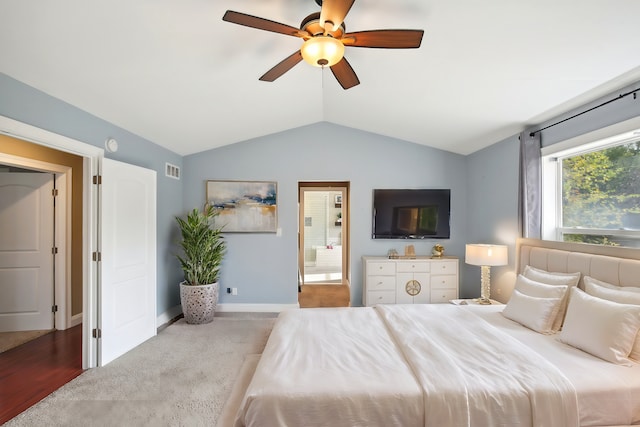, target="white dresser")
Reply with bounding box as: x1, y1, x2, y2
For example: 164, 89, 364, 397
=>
362, 256, 459, 306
